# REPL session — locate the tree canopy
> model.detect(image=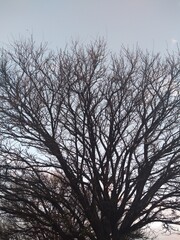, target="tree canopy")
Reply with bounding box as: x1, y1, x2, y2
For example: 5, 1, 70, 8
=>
0, 39, 179, 240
